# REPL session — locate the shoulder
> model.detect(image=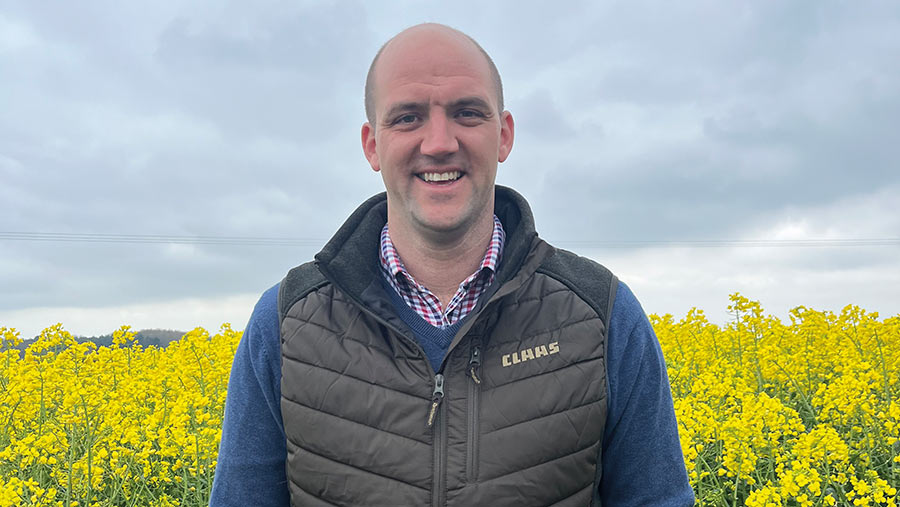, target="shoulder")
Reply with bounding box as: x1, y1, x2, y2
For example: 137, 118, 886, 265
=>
605, 281, 668, 407
608, 282, 648, 338
253, 283, 280, 325
607, 281, 659, 364
278, 261, 329, 323
241, 283, 282, 363
535, 246, 618, 325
